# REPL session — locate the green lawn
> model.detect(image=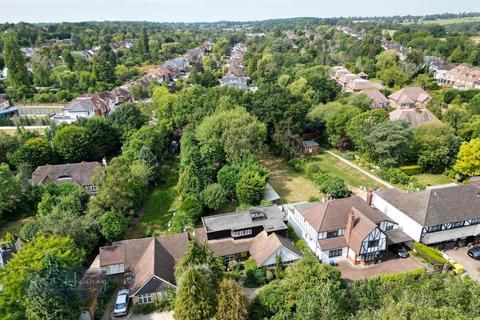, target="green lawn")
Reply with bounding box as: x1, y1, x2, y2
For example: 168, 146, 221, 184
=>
261, 157, 322, 203
413, 174, 455, 186
310, 152, 384, 190
128, 163, 180, 238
